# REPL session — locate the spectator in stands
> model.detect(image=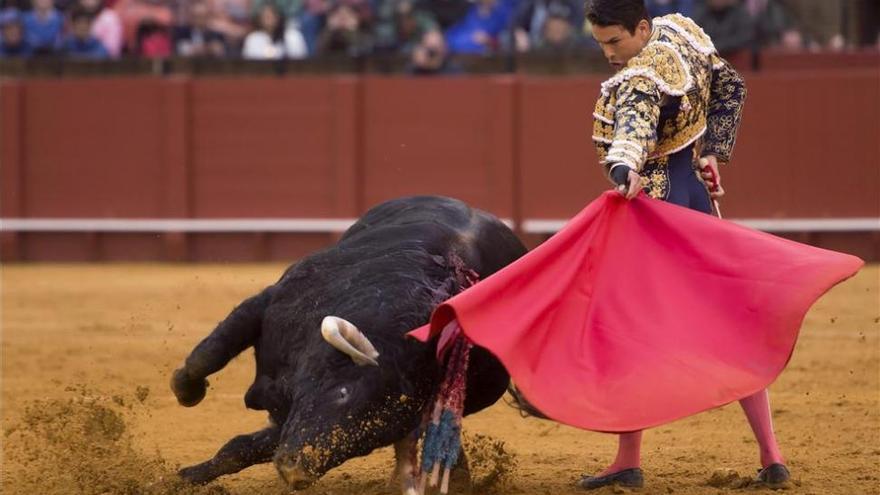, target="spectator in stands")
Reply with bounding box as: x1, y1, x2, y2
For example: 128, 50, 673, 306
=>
778, 0, 844, 51
644, 0, 693, 18
692, 0, 753, 57
841, 0, 879, 49
374, 0, 438, 54
250, 0, 327, 54
251, 0, 300, 19
79, 0, 122, 57
532, 0, 594, 53
0, 7, 31, 56
114, 0, 173, 54
743, 0, 796, 50
62, 7, 110, 57
242, 2, 307, 59
134, 16, 170, 56
0, 1, 31, 10
22, 0, 62, 54
205, 0, 252, 48
314, 0, 372, 57
444, 0, 515, 55
511, 0, 583, 53
415, 0, 469, 30
296, 0, 331, 53
173, 0, 227, 56
407, 28, 461, 75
